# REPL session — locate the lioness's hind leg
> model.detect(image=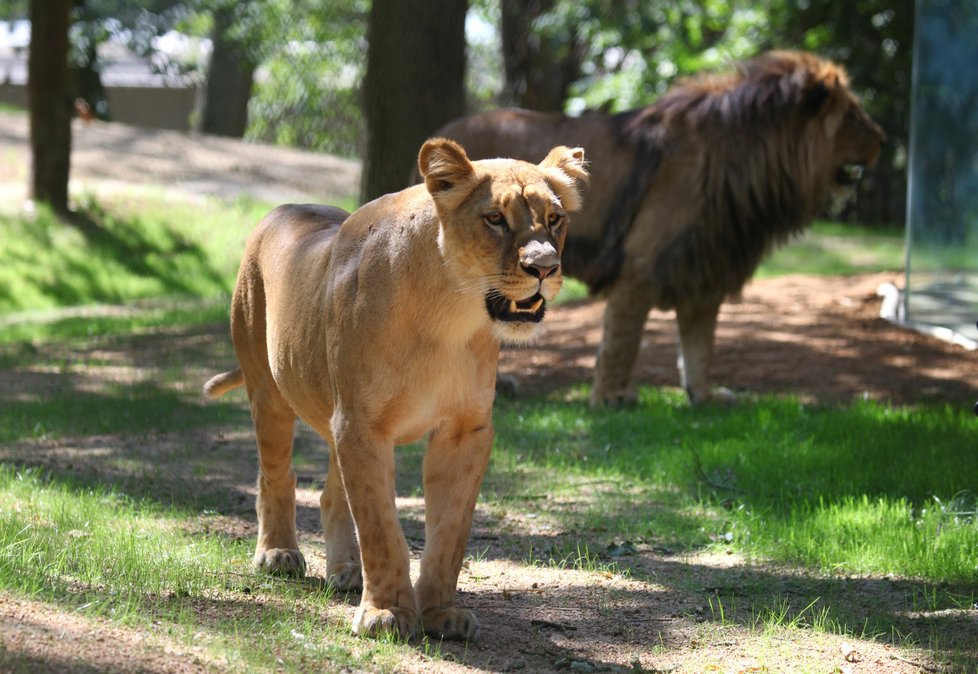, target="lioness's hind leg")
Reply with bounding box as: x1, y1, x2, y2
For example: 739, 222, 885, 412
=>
414, 417, 493, 641
320, 441, 361, 591
250, 387, 306, 577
